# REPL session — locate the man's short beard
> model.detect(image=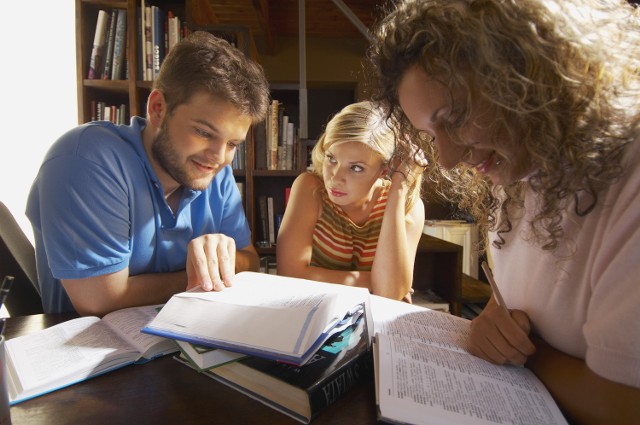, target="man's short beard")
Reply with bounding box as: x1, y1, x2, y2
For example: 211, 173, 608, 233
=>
151, 120, 212, 191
